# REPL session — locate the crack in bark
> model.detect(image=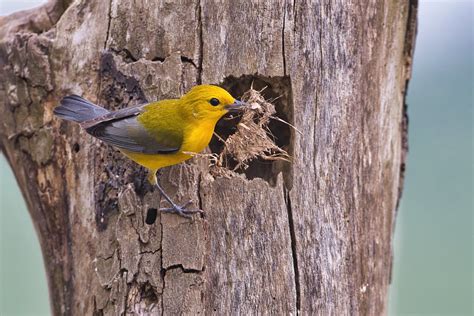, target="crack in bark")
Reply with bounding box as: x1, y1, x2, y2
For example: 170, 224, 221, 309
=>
60, 182, 75, 315
96, 251, 115, 261
197, 173, 204, 212
292, 0, 297, 33
164, 264, 202, 274
284, 187, 300, 312
151, 56, 165, 62
44, 7, 55, 27
104, 0, 113, 49
109, 47, 198, 68
318, 4, 324, 80
139, 248, 161, 255
111, 47, 138, 62
159, 211, 165, 316
7, 128, 35, 141
97, 0, 113, 104
197, 0, 203, 84
282, 1, 287, 76
180, 56, 198, 69
93, 295, 104, 316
